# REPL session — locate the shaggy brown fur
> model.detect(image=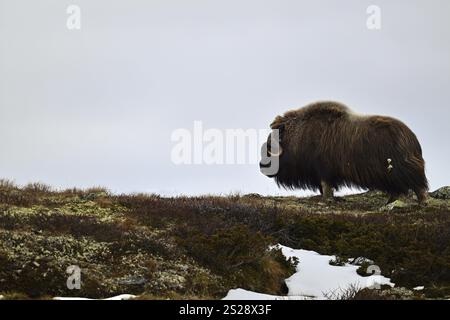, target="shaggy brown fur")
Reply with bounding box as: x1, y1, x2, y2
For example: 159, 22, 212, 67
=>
260, 101, 428, 203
